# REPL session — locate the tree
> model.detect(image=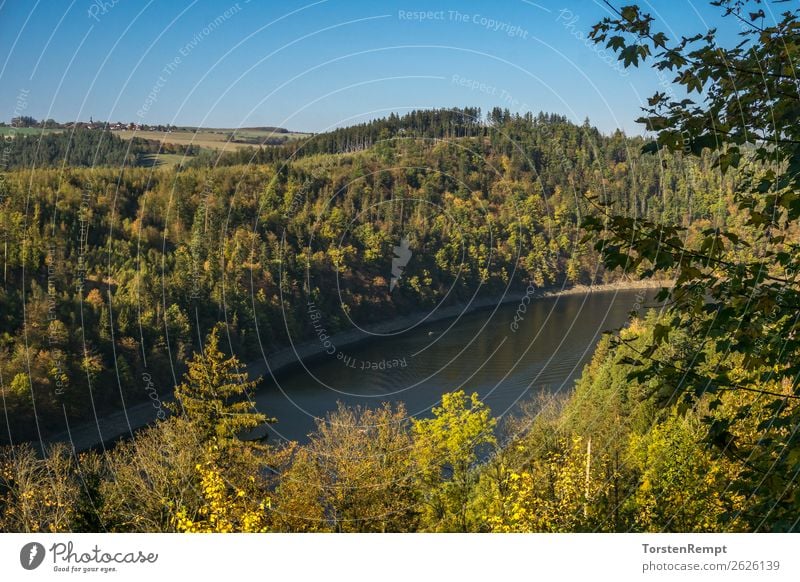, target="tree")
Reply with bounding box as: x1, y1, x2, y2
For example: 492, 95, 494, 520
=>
0, 443, 79, 532
172, 446, 271, 533
172, 324, 268, 441
584, 0, 800, 528
99, 417, 205, 532
488, 436, 610, 533
99, 413, 279, 533
629, 413, 746, 532
411, 390, 496, 531
9, 372, 32, 403
272, 402, 417, 532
